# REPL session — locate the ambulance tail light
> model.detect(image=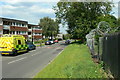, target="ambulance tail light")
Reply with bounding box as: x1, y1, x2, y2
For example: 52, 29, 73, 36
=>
11, 47, 14, 51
